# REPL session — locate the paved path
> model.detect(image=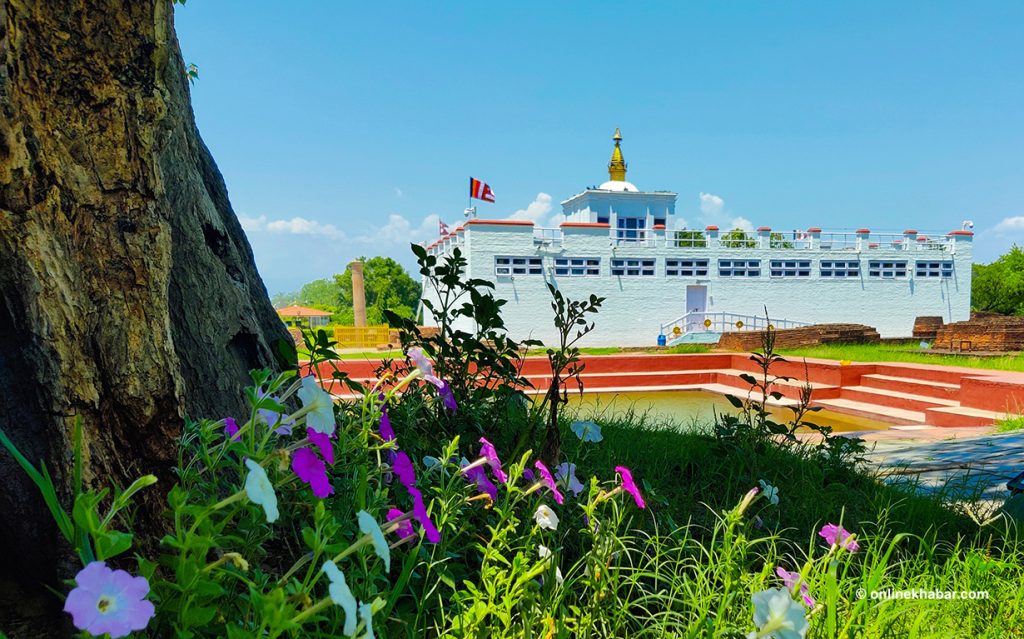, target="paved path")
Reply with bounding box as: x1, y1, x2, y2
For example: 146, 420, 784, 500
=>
843, 426, 1024, 502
